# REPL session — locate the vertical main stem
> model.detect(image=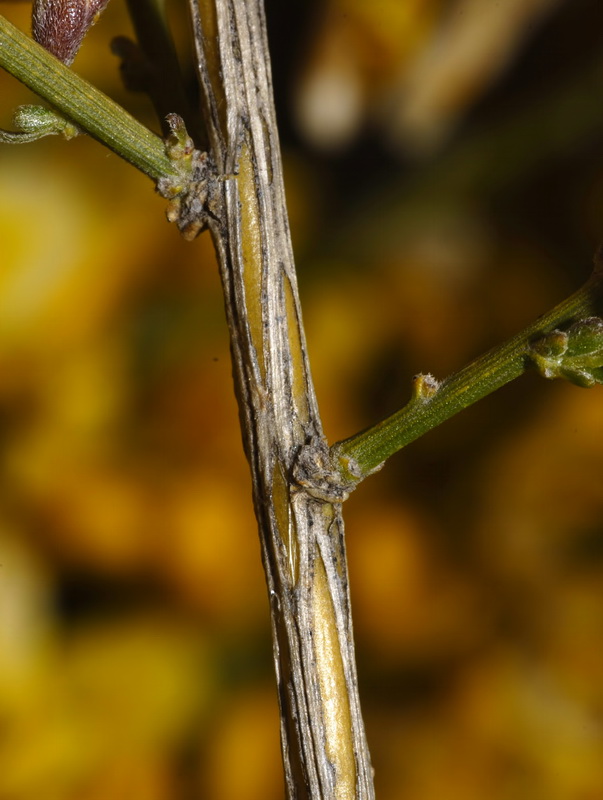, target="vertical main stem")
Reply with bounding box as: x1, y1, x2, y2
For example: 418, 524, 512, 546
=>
188, 1, 374, 797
